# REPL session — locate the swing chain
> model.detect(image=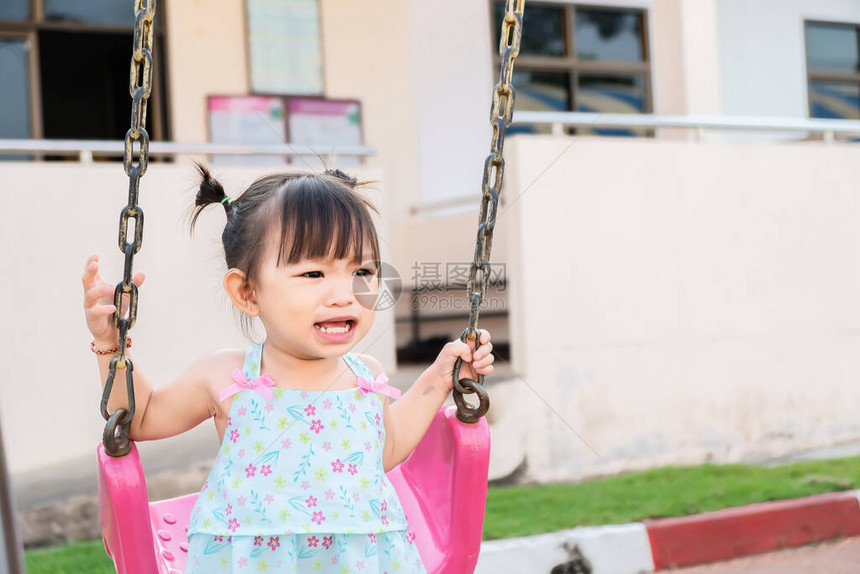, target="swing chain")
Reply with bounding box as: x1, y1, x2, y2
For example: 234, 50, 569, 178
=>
102, 0, 157, 457
453, 0, 524, 424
